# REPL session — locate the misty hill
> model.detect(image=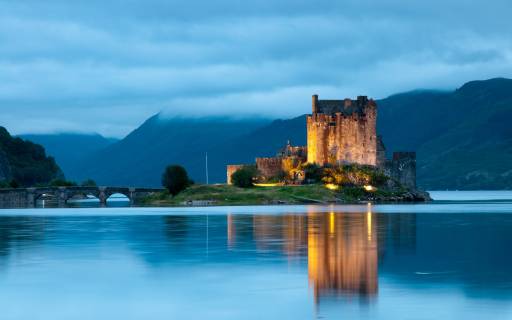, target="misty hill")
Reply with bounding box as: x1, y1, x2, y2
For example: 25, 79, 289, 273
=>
45, 78, 512, 189
20, 133, 118, 181
0, 127, 63, 187
378, 78, 512, 189
72, 116, 271, 186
